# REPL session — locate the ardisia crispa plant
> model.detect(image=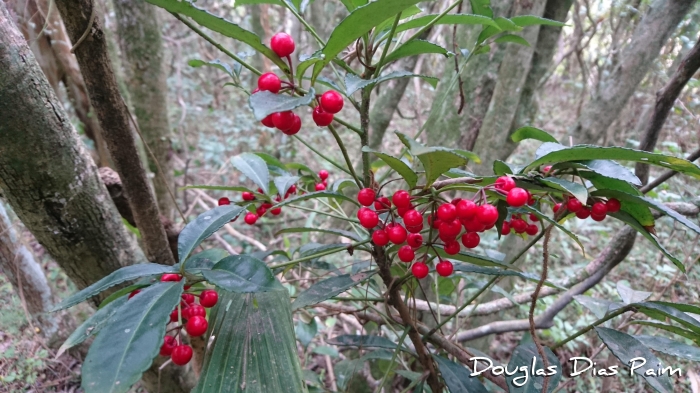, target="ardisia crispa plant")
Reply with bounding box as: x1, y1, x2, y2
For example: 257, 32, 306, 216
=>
52, 1, 700, 392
